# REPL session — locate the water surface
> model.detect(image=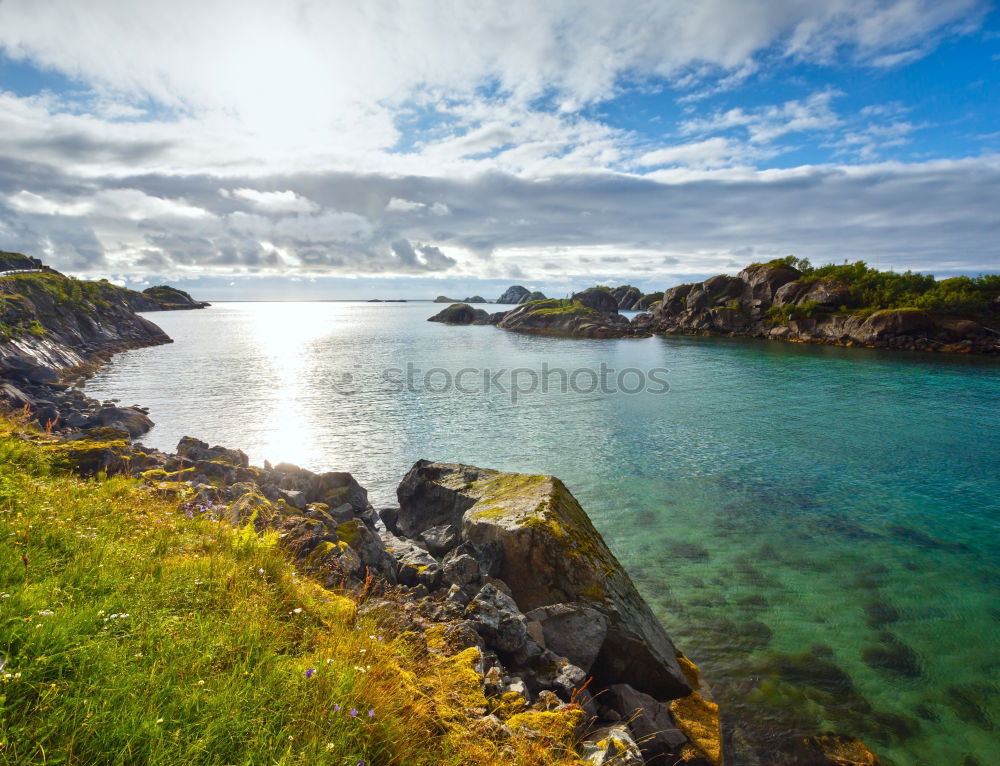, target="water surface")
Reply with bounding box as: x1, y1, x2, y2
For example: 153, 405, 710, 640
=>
86, 302, 1000, 764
